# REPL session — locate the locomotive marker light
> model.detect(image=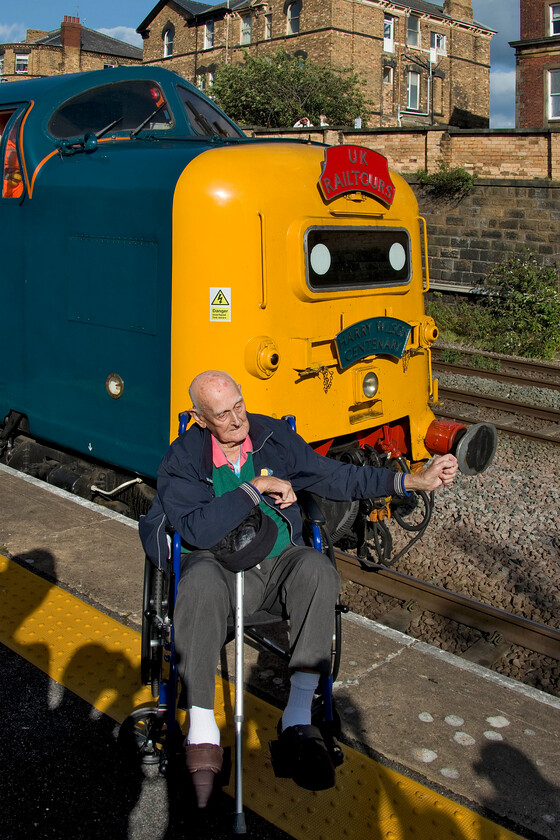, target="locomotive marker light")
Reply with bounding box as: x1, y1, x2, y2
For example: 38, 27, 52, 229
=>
106, 373, 124, 399
318, 145, 395, 206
